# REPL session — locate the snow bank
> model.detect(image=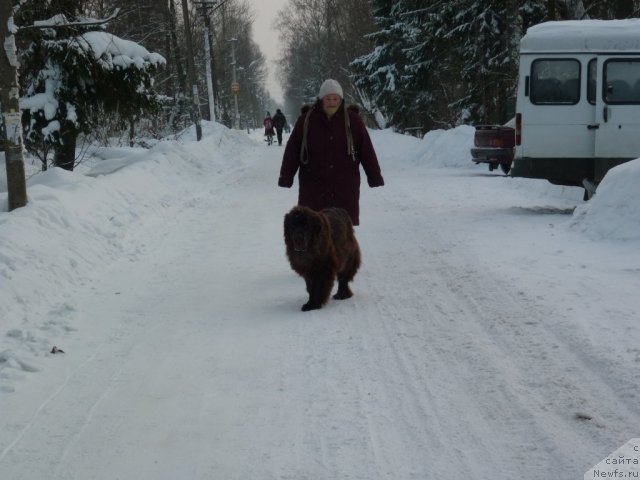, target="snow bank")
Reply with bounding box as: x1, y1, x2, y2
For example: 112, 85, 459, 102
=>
376, 124, 637, 241
0, 121, 255, 376
411, 125, 476, 168
368, 128, 421, 167
570, 158, 640, 241
369, 125, 475, 169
